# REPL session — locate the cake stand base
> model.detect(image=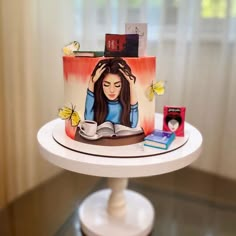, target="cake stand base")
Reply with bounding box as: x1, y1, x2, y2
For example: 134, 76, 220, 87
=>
79, 189, 154, 236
